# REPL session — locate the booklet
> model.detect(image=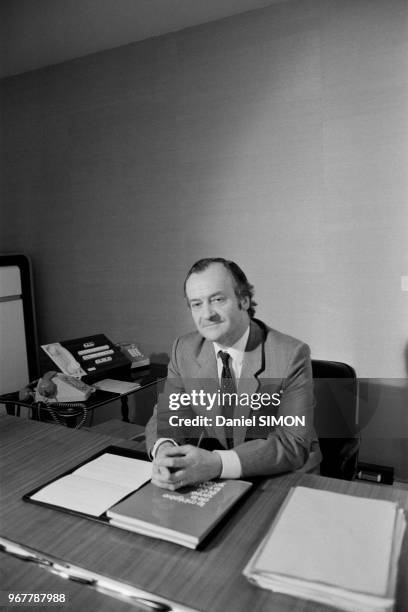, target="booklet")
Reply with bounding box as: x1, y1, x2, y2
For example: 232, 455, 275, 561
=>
107, 479, 252, 549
